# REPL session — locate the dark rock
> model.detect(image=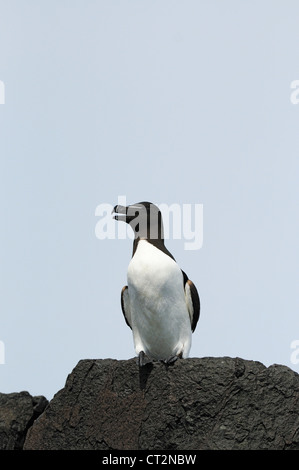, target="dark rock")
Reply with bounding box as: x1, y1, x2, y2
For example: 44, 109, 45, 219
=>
23, 357, 299, 450
0, 391, 48, 450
